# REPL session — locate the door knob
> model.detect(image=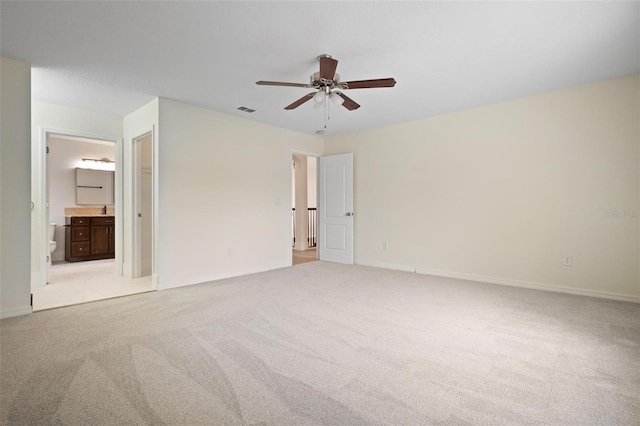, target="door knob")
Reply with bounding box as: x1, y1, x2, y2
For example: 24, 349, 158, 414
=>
346, 212, 354, 217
